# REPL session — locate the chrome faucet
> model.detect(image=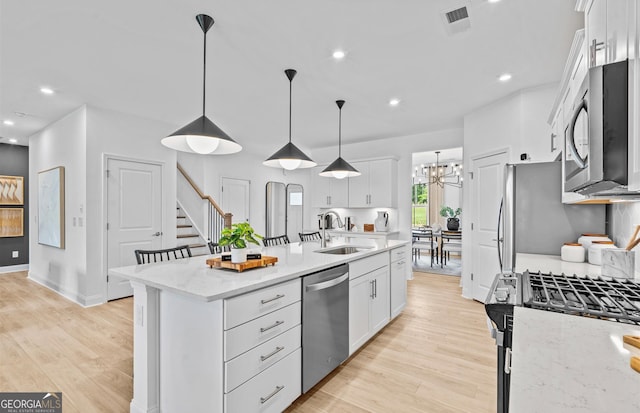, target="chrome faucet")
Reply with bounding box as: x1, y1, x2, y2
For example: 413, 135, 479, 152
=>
320, 210, 344, 247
